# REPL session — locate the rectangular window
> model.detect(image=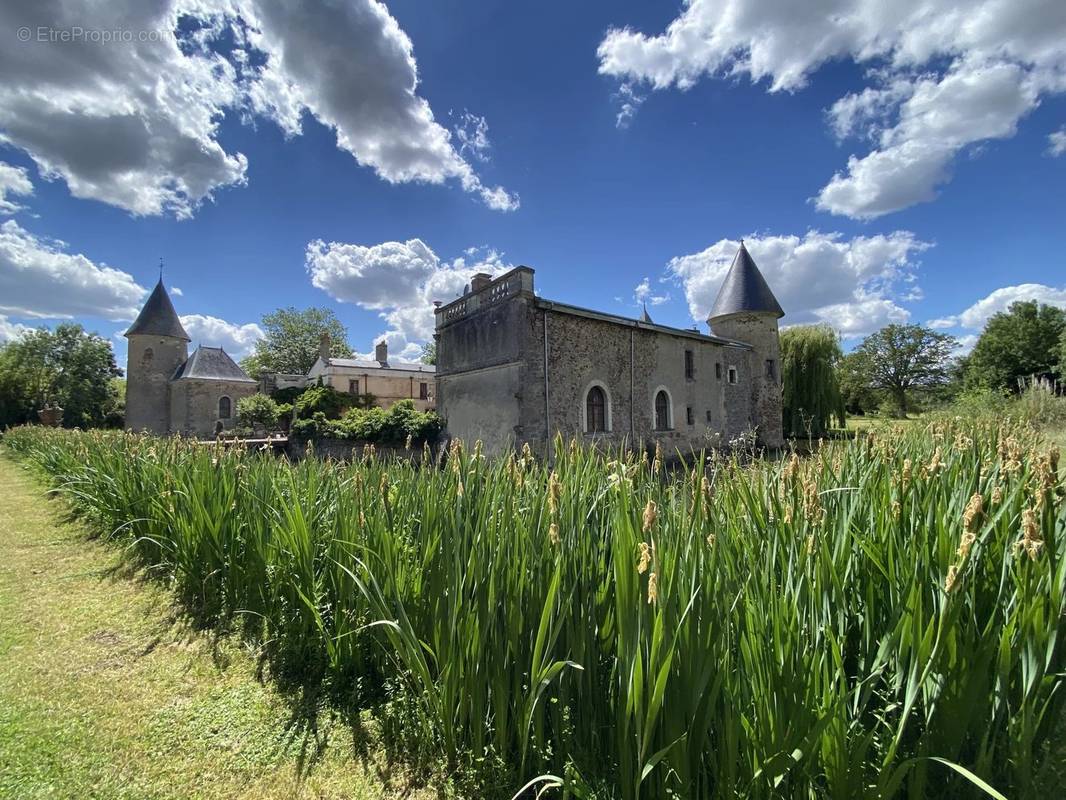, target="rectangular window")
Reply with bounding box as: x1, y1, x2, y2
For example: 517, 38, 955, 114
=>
765, 359, 776, 380
348, 379, 359, 394
715, 362, 722, 380
728, 366, 738, 384
706, 409, 712, 422
686, 406, 694, 425
419, 382, 429, 400
684, 349, 695, 380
